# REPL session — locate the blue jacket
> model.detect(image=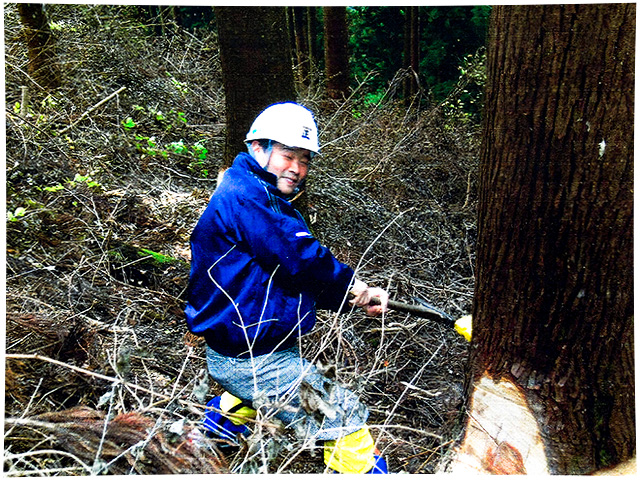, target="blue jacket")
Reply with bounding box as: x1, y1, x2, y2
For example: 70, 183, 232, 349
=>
185, 152, 355, 358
